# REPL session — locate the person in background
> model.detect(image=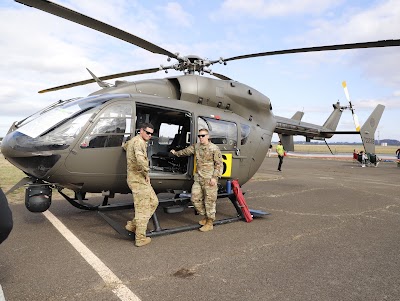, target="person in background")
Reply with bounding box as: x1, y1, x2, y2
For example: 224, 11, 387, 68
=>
123, 123, 159, 247
276, 141, 285, 171
0, 188, 13, 244
267, 144, 273, 157
396, 148, 400, 159
359, 150, 368, 167
170, 128, 223, 232
353, 149, 359, 162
